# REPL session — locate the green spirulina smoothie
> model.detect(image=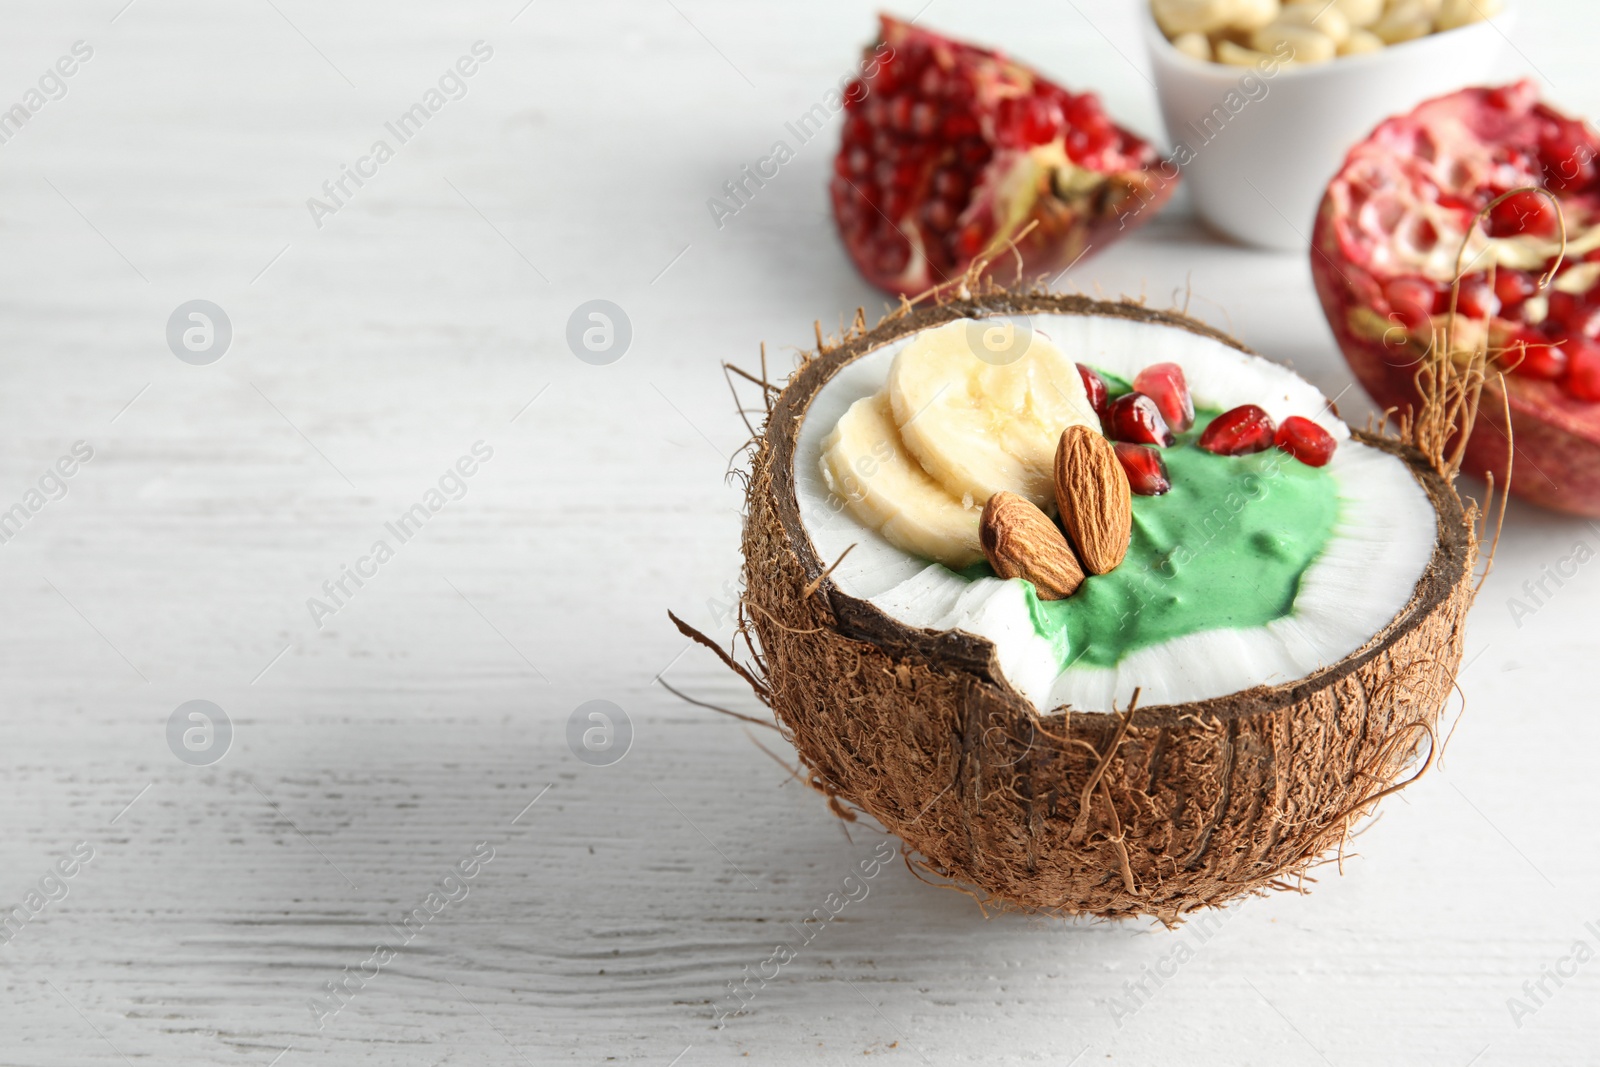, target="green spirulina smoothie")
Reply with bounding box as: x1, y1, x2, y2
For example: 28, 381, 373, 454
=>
964, 409, 1340, 670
